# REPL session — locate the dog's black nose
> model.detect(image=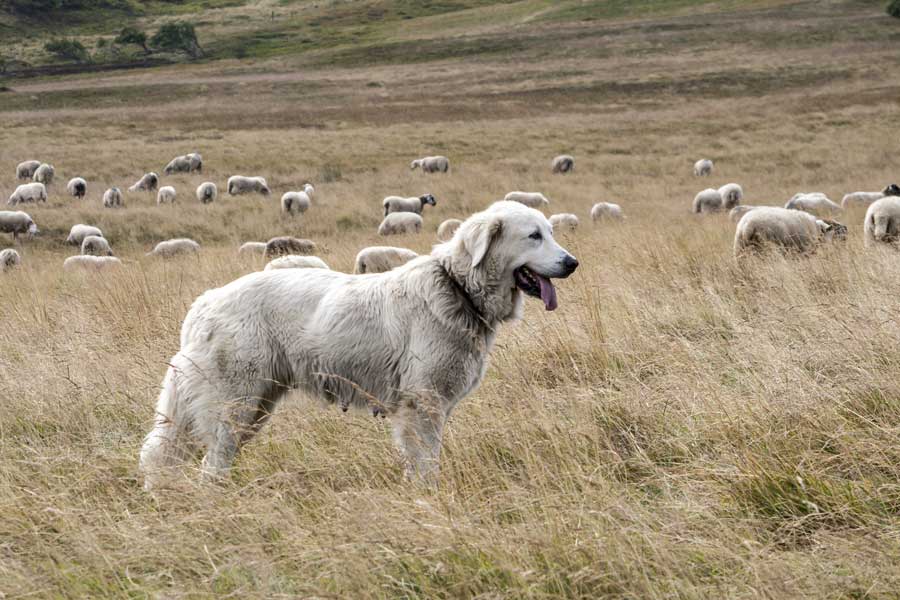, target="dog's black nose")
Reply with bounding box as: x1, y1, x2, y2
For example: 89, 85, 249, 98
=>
562, 255, 579, 274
